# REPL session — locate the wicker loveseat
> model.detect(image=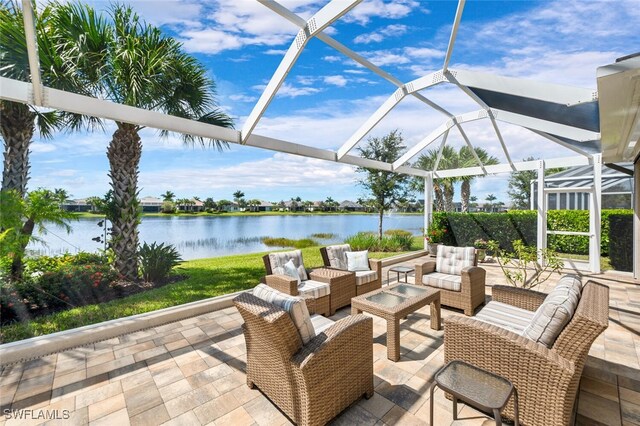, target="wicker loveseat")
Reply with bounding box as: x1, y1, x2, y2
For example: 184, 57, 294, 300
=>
320, 244, 382, 296
234, 290, 374, 426
415, 245, 486, 315
444, 278, 609, 426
